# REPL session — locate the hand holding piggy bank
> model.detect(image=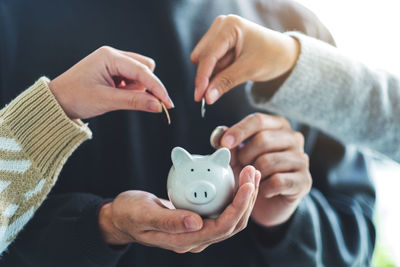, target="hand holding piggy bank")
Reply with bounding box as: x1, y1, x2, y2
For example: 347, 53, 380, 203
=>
167, 147, 235, 217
